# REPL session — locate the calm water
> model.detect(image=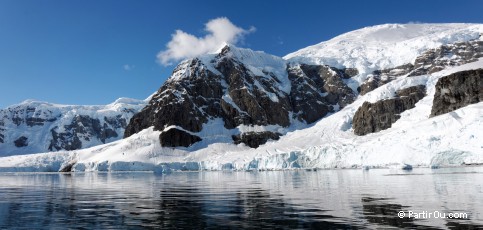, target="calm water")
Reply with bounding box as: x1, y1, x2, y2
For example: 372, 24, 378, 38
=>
0, 167, 483, 229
